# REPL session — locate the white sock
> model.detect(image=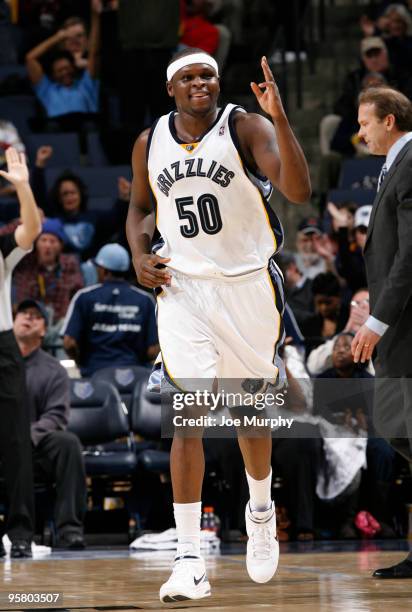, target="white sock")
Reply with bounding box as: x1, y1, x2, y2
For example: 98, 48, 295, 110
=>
246, 468, 273, 513
173, 502, 202, 558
